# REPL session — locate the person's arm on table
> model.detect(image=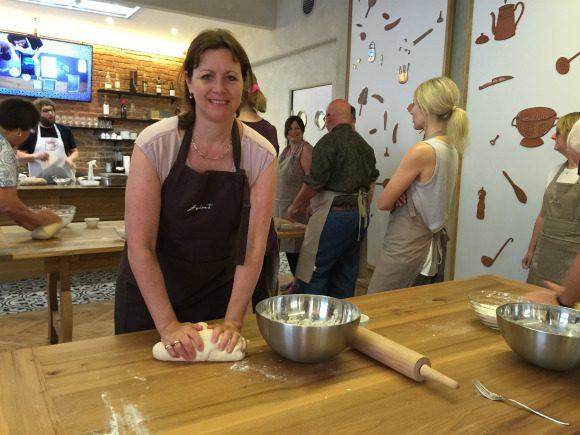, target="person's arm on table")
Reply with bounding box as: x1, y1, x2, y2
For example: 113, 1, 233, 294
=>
525, 255, 580, 307
0, 187, 60, 229
125, 146, 204, 361
210, 161, 277, 352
